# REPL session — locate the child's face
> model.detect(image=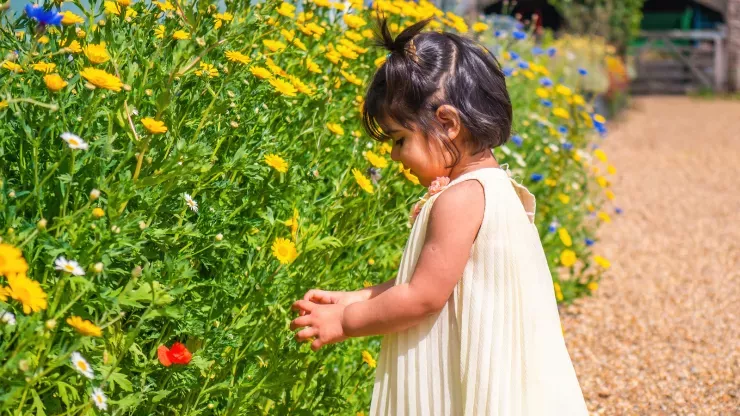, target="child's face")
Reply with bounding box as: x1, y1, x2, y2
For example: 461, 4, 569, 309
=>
380, 113, 458, 187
